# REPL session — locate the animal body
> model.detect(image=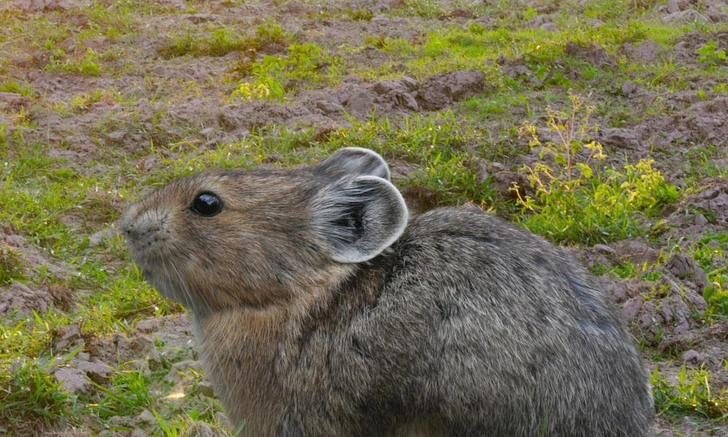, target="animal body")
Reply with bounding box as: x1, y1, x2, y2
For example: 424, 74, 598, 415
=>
120, 147, 654, 436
